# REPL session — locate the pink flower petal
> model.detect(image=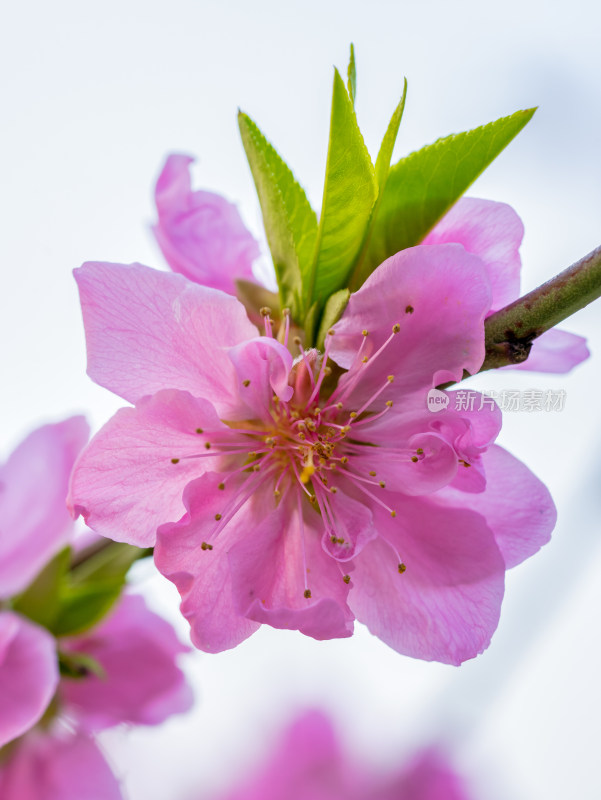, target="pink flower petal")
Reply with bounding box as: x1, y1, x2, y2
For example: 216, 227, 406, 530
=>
438, 444, 555, 569
319, 489, 377, 561
74, 261, 258, 416
388, 748, 474, 800
228, 336, 294, 418
224, 710, 360, 800
331, 244, 492, 409
69, 390, 229, 546
424, 197, 523, 311
61, 593, 191, 731
0, 417, 89, 598
155, 473, 262, 653
228, 493, 354, 641
0, 612, 59, 747
154, 153, 259, 294
0, 729, 122, 800
348, 498, 505, 664
509, 328, 590, 374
